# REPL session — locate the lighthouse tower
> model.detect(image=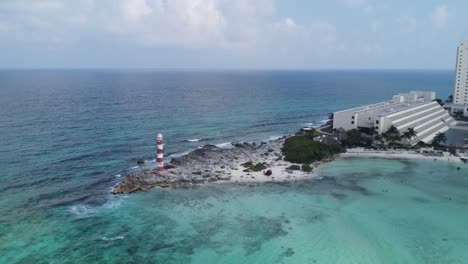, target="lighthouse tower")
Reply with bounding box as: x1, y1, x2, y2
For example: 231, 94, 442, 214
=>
156, 133, 164, 172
